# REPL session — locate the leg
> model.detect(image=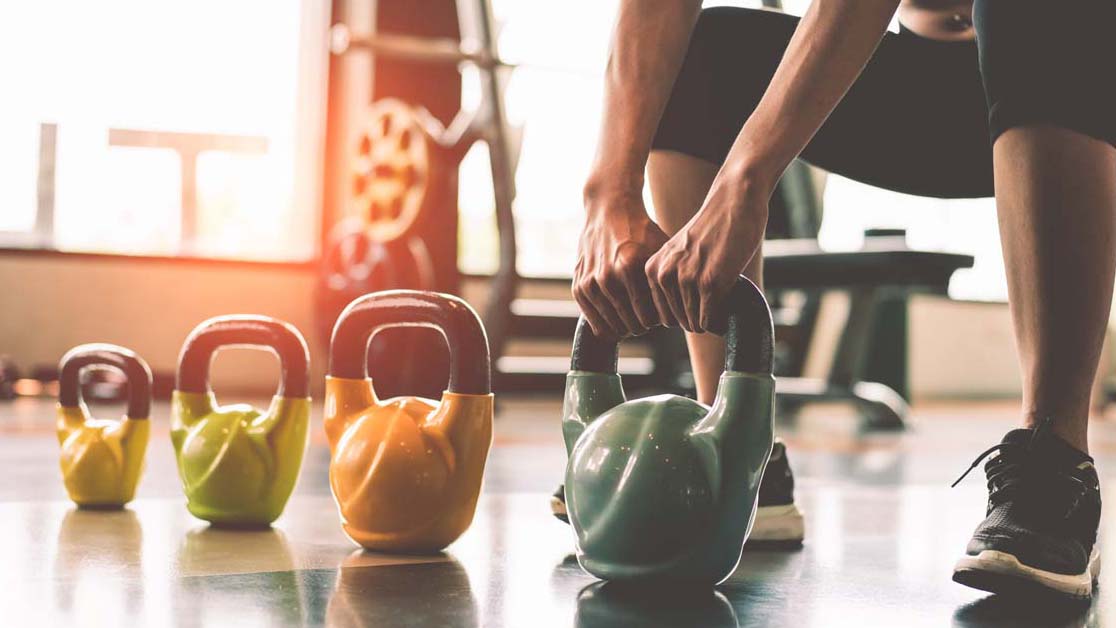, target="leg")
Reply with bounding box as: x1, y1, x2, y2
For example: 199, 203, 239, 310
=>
993, 127, 1116, 453
647, 150, 763, 404
955, 128, 1112, 596
953, 0, 1115, 598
